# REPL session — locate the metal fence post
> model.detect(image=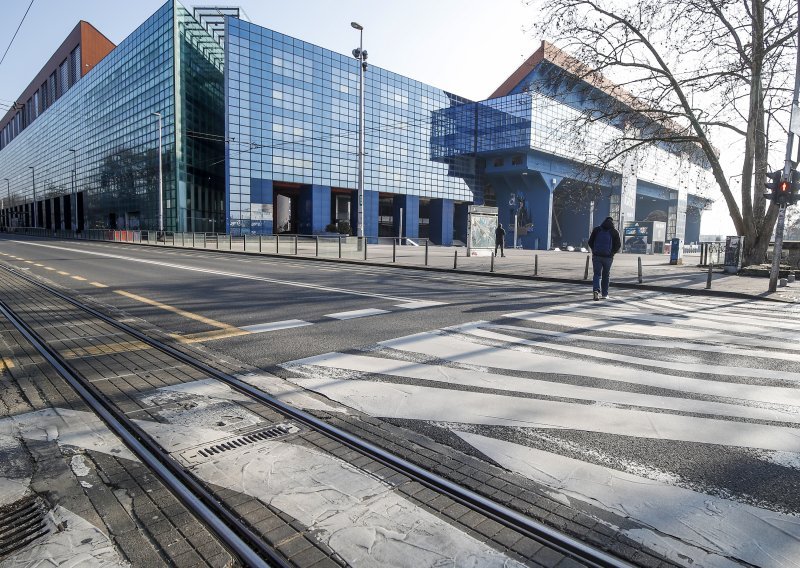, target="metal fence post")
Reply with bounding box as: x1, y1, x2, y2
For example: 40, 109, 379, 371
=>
490, 252, 495, 273
638, 256, 643, 283
583, 255, 590, 280
424, 240, 429, 266
453, 249, 457, 269
392, 239, 396, 263
534, 254, 538, 276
